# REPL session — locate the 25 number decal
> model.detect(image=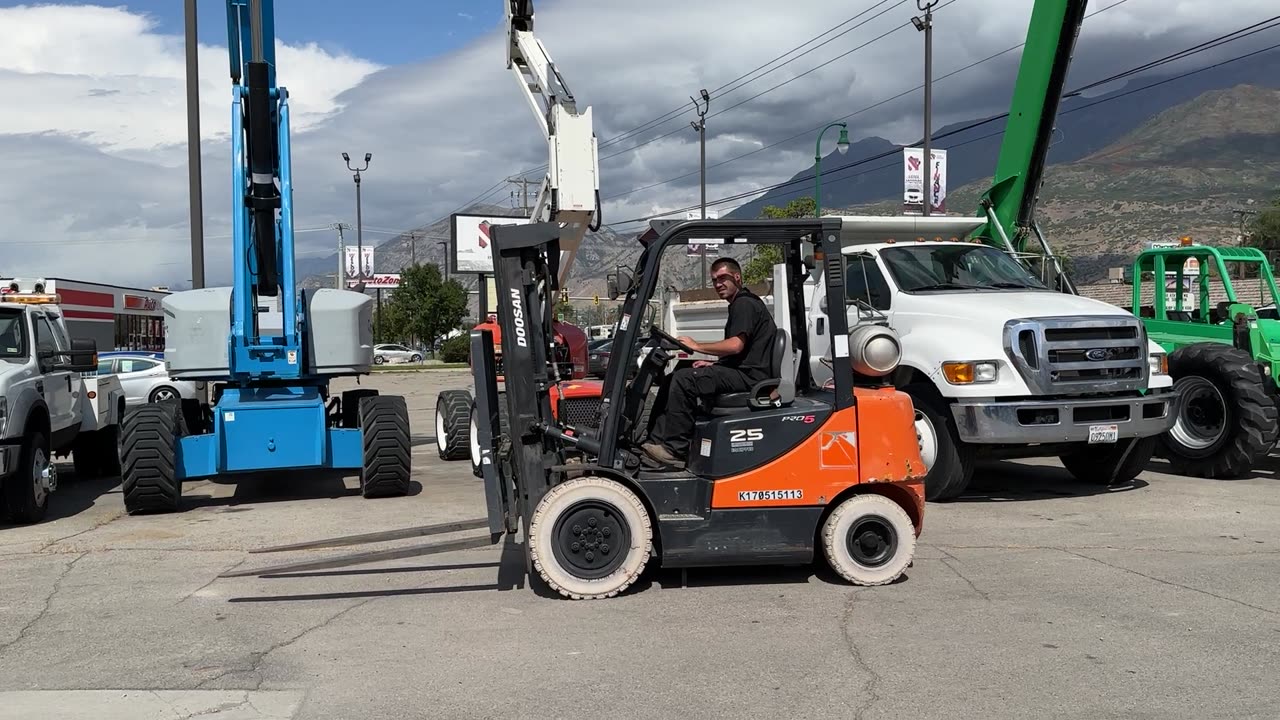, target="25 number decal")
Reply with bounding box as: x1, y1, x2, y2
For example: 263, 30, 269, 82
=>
729, 428, 764, 442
